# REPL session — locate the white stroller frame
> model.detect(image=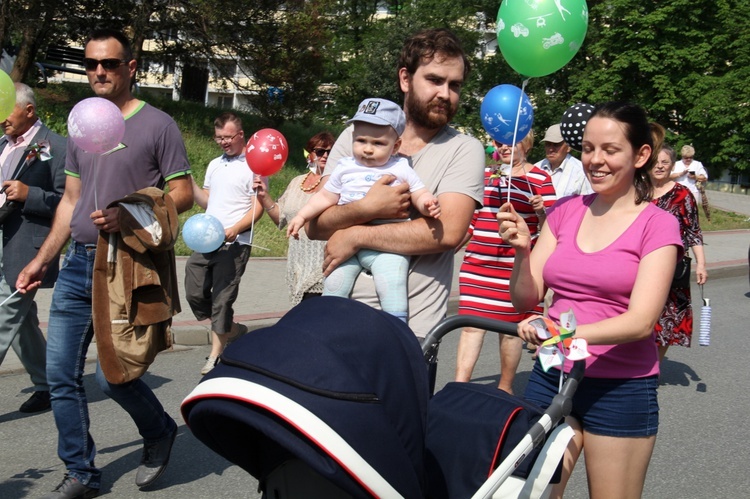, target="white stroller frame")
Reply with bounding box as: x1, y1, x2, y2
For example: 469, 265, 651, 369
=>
422, 315, 584, 499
